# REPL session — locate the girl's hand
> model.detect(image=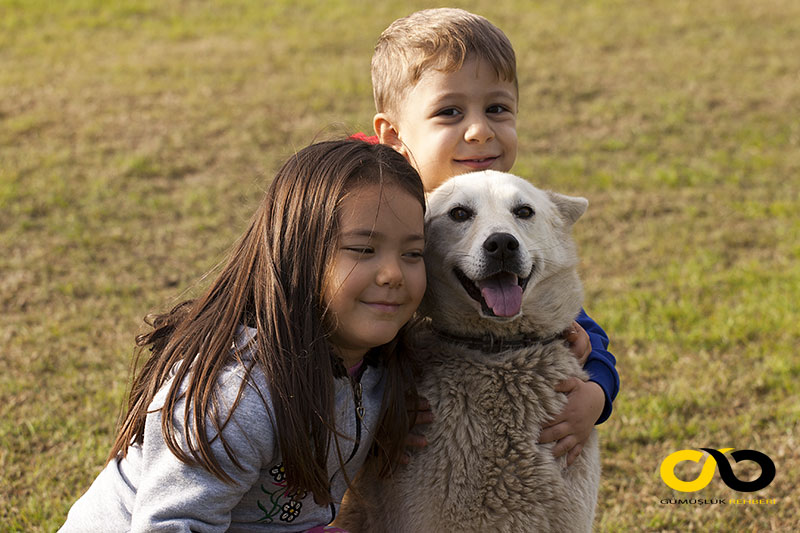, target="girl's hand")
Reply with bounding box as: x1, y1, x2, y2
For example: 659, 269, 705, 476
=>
401, 396, 433, 464
561, 321, 591, 365
538, 378, 604, 465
